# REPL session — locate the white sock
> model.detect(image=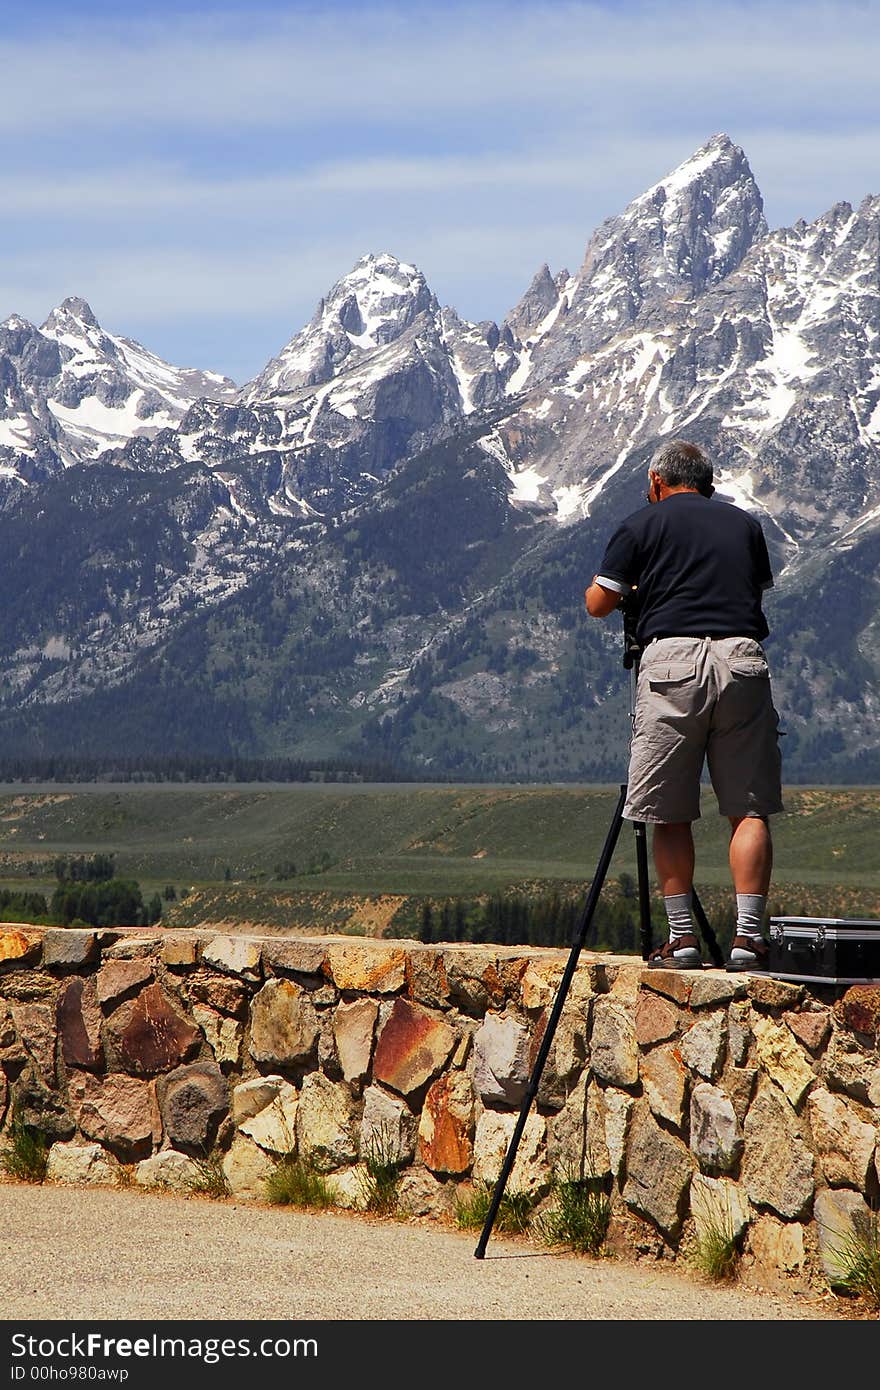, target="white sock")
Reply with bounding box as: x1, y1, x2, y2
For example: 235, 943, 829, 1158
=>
736, 893, 766, 940
664, 893, 693, 942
